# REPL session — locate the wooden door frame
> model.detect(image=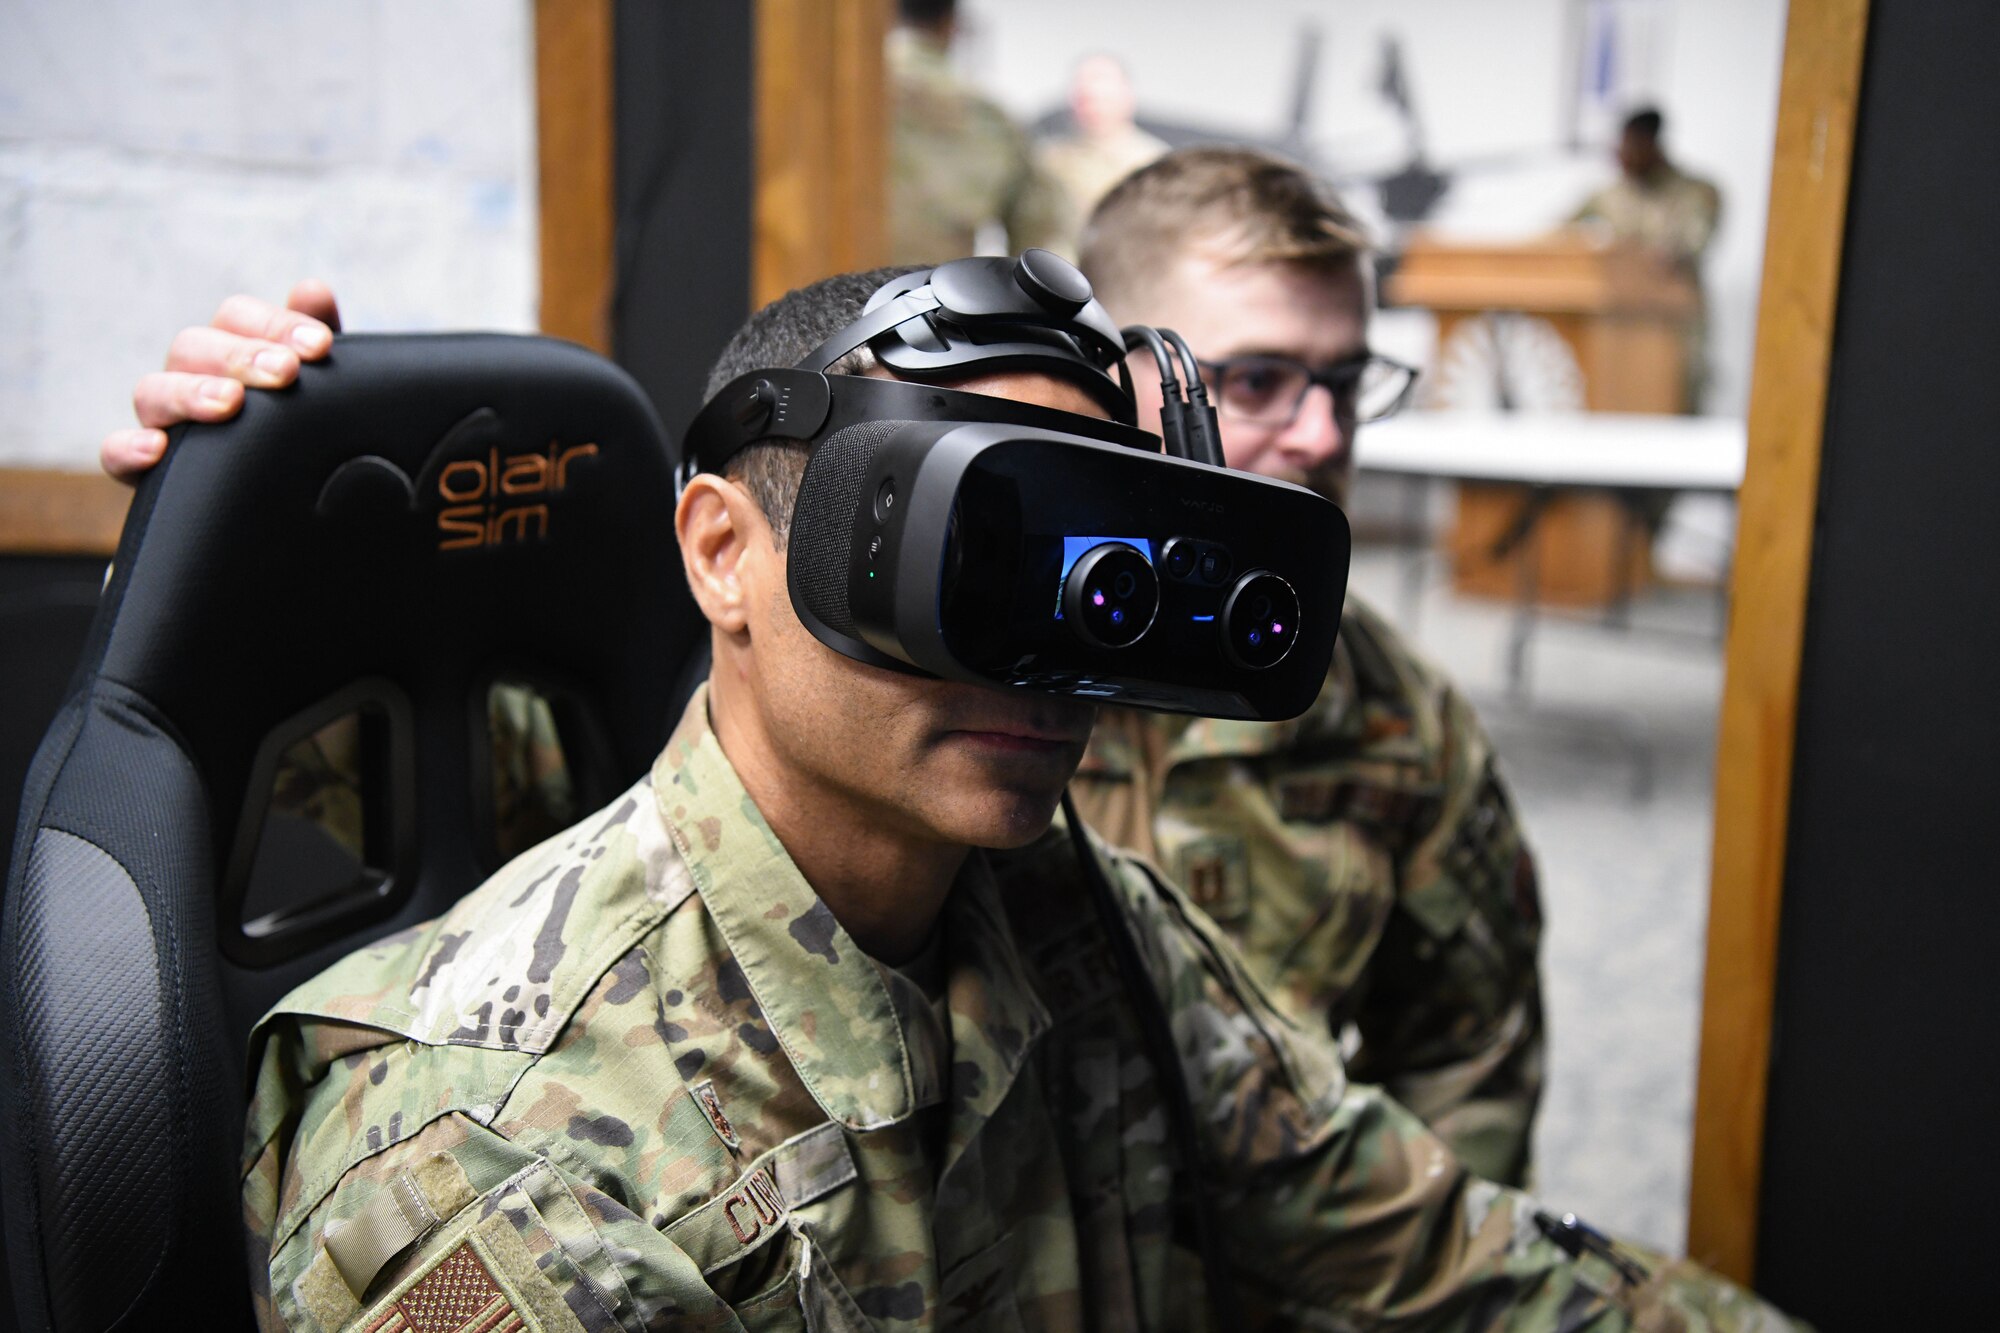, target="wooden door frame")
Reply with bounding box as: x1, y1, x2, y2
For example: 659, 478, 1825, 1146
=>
1686, 0, 1870, 1284
534, 0, 617, 354
536, 0, 887, 332
751, 0, 890, 307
